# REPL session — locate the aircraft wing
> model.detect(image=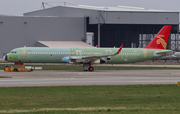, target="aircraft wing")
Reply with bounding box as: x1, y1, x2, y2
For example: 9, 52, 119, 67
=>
69, 45, 124, 63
